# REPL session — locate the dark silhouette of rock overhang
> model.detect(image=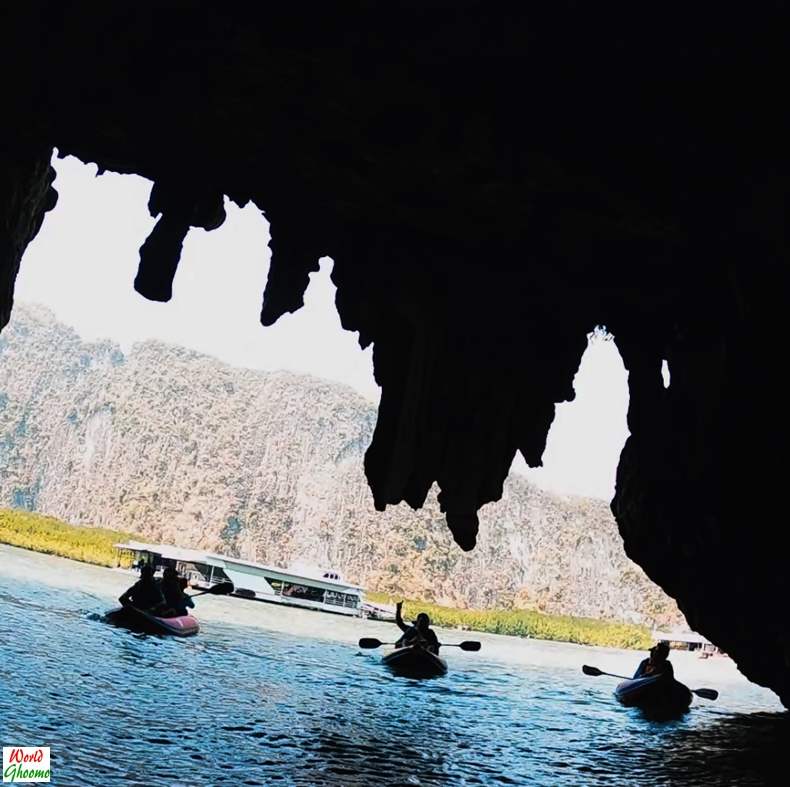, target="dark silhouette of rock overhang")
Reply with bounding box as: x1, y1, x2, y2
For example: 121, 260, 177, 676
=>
2, 3, 789, 705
